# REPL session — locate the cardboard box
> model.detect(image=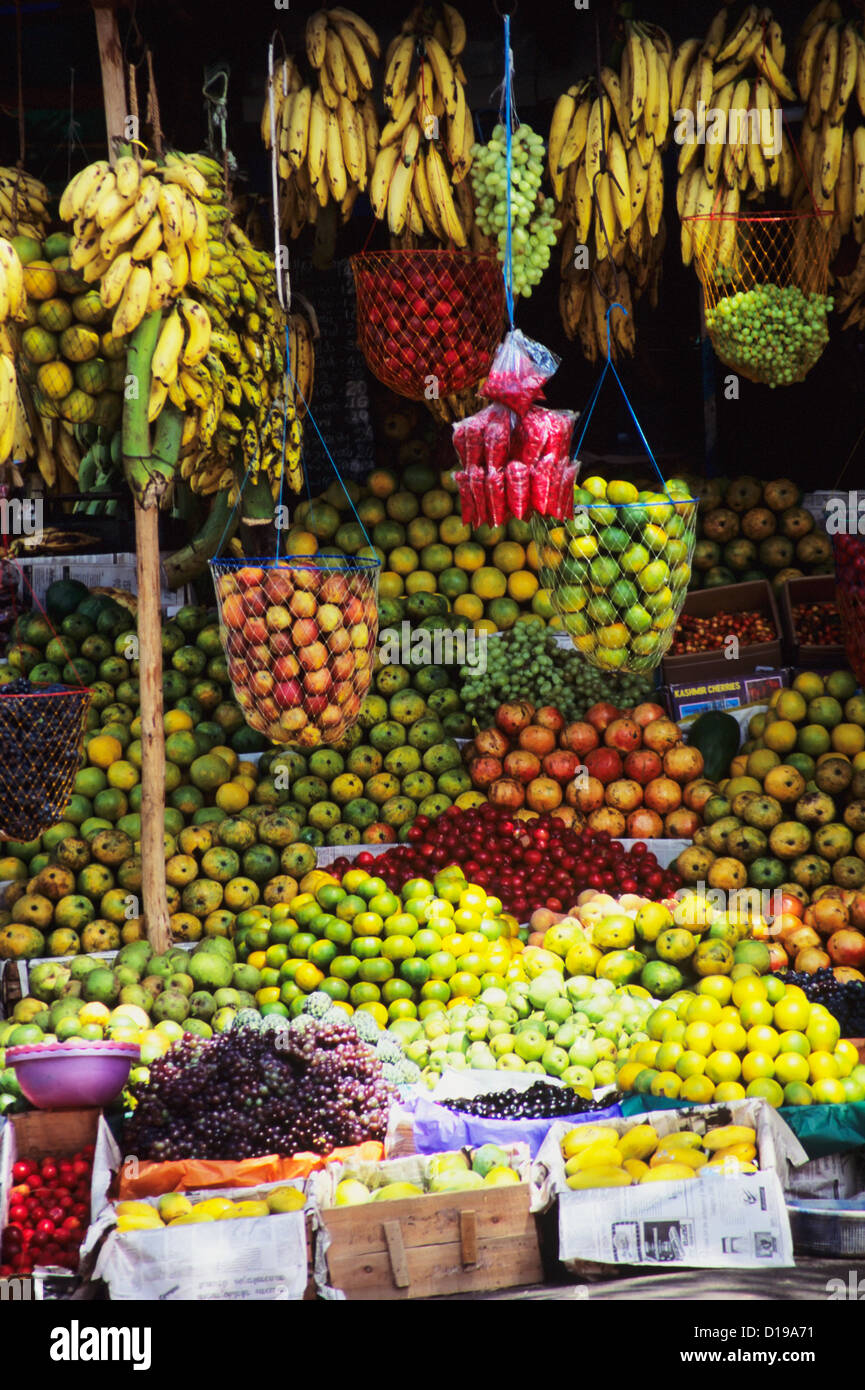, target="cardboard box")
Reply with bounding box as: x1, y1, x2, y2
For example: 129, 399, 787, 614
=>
86, 1118, 312, 1301
665, 667, 789, 720
12, 1108, 99, 1159
779, 574, 846, 668
13, 554, 191, 616
537, 1100, 807, 1272
662, 581, 784, 686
